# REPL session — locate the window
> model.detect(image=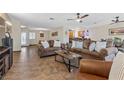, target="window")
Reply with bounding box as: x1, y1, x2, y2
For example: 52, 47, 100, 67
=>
29, 32, 35, 39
